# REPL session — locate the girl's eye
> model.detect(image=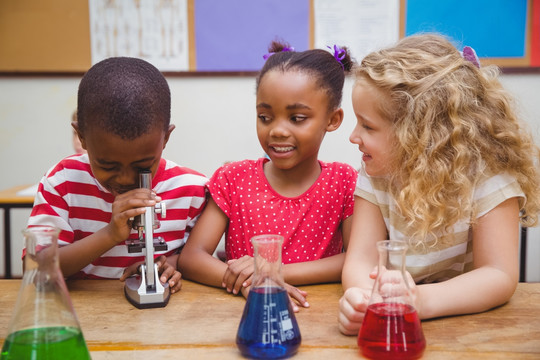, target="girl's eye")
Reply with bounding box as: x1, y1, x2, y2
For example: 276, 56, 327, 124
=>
100, 166, 117, 172
291, 115, 307, 123
258, 114, 270, 122
362, 124, 373, 131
